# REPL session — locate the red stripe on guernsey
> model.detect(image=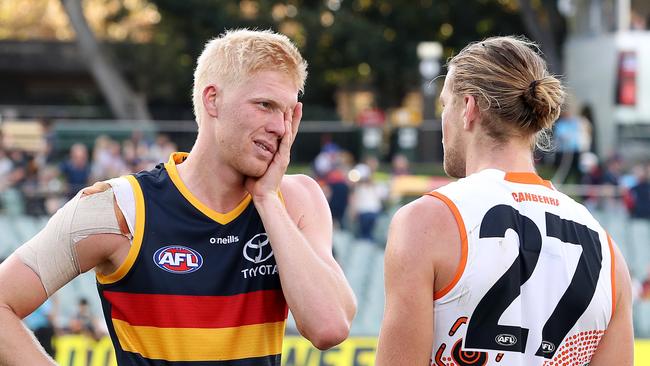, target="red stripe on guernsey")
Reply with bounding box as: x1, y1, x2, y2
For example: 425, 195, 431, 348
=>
103, 289, 288, 328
